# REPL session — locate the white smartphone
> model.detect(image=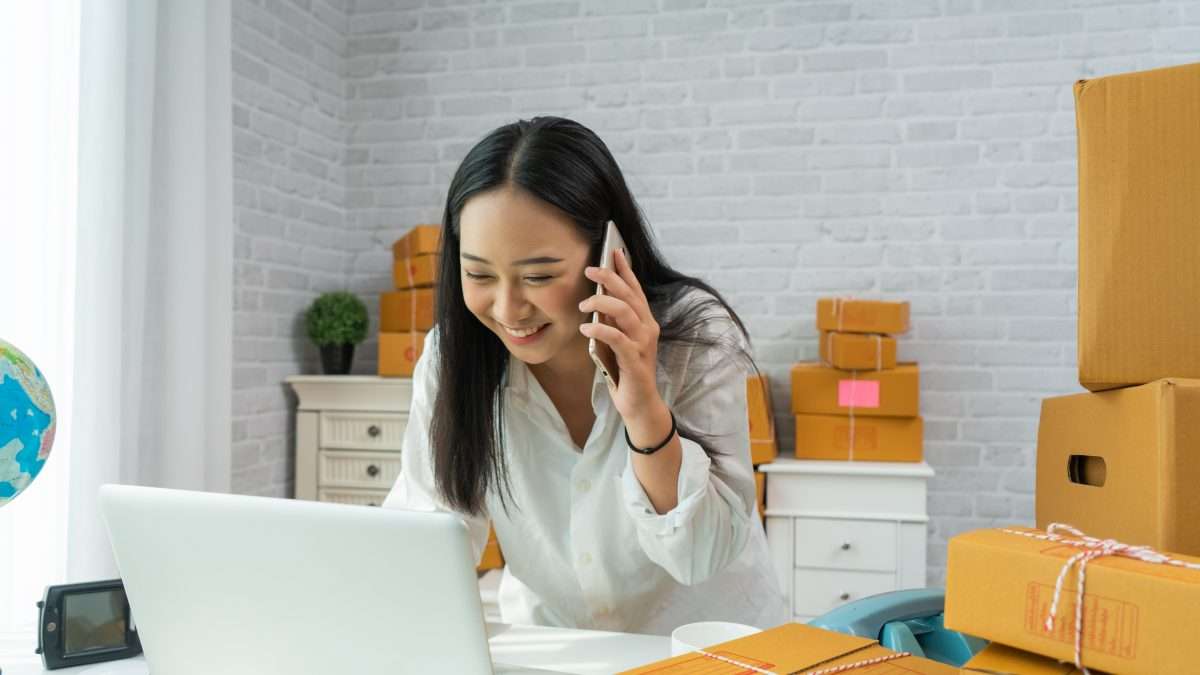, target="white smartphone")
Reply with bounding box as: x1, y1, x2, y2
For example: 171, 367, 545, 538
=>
588, 220, 628, 390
